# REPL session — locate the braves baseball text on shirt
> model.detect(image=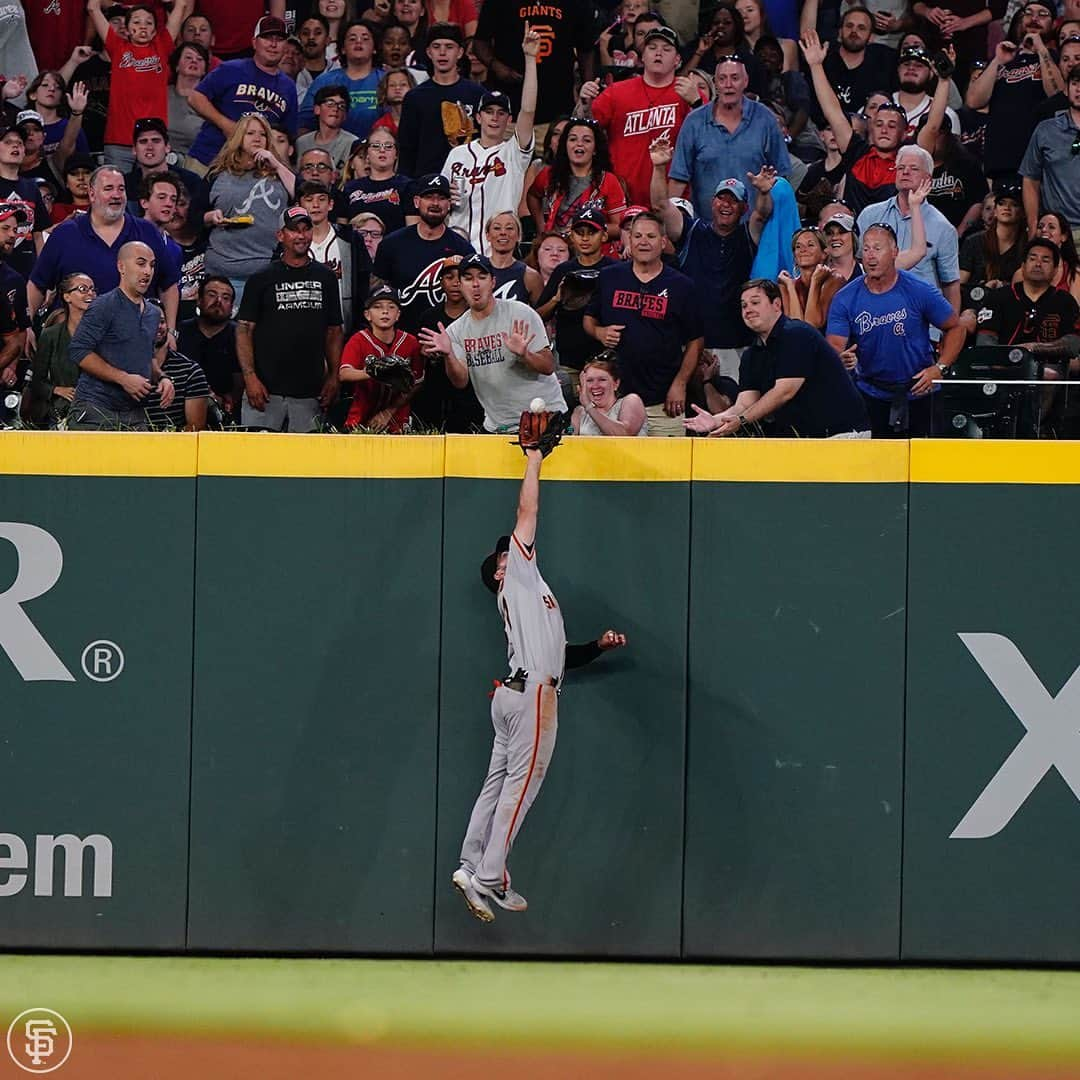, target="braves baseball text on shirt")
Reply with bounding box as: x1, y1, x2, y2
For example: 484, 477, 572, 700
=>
462, 334, 506, 367
117, 51, 163, 72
